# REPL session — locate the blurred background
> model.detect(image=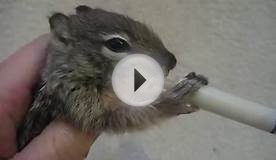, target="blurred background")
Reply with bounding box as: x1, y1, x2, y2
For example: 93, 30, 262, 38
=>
0, 0, 276, 159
